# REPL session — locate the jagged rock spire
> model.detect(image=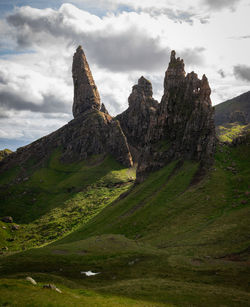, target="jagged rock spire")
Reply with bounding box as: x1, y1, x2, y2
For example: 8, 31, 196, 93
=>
128, 76, 154, 107
137, 76, 153, 97
164, 50, 186, 91
72, 45, 101, 118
